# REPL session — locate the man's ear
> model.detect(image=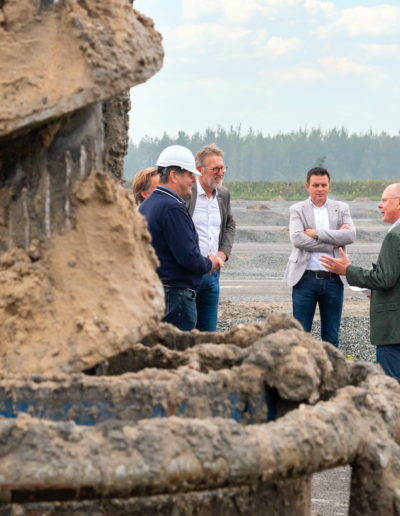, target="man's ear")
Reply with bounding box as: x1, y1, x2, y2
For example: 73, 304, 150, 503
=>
196, 166, 202, 174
